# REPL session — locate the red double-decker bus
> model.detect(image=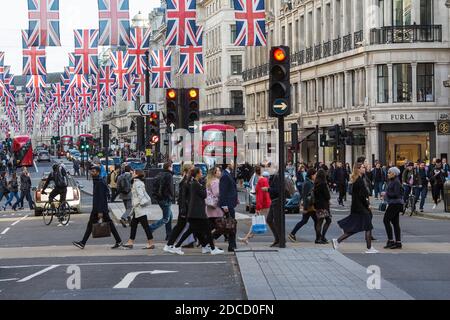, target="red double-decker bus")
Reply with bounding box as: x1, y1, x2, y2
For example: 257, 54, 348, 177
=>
201, 124, 237, 166
61, 135, 74, 153
13, 136, 34, 167
76, 134, 94, 148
